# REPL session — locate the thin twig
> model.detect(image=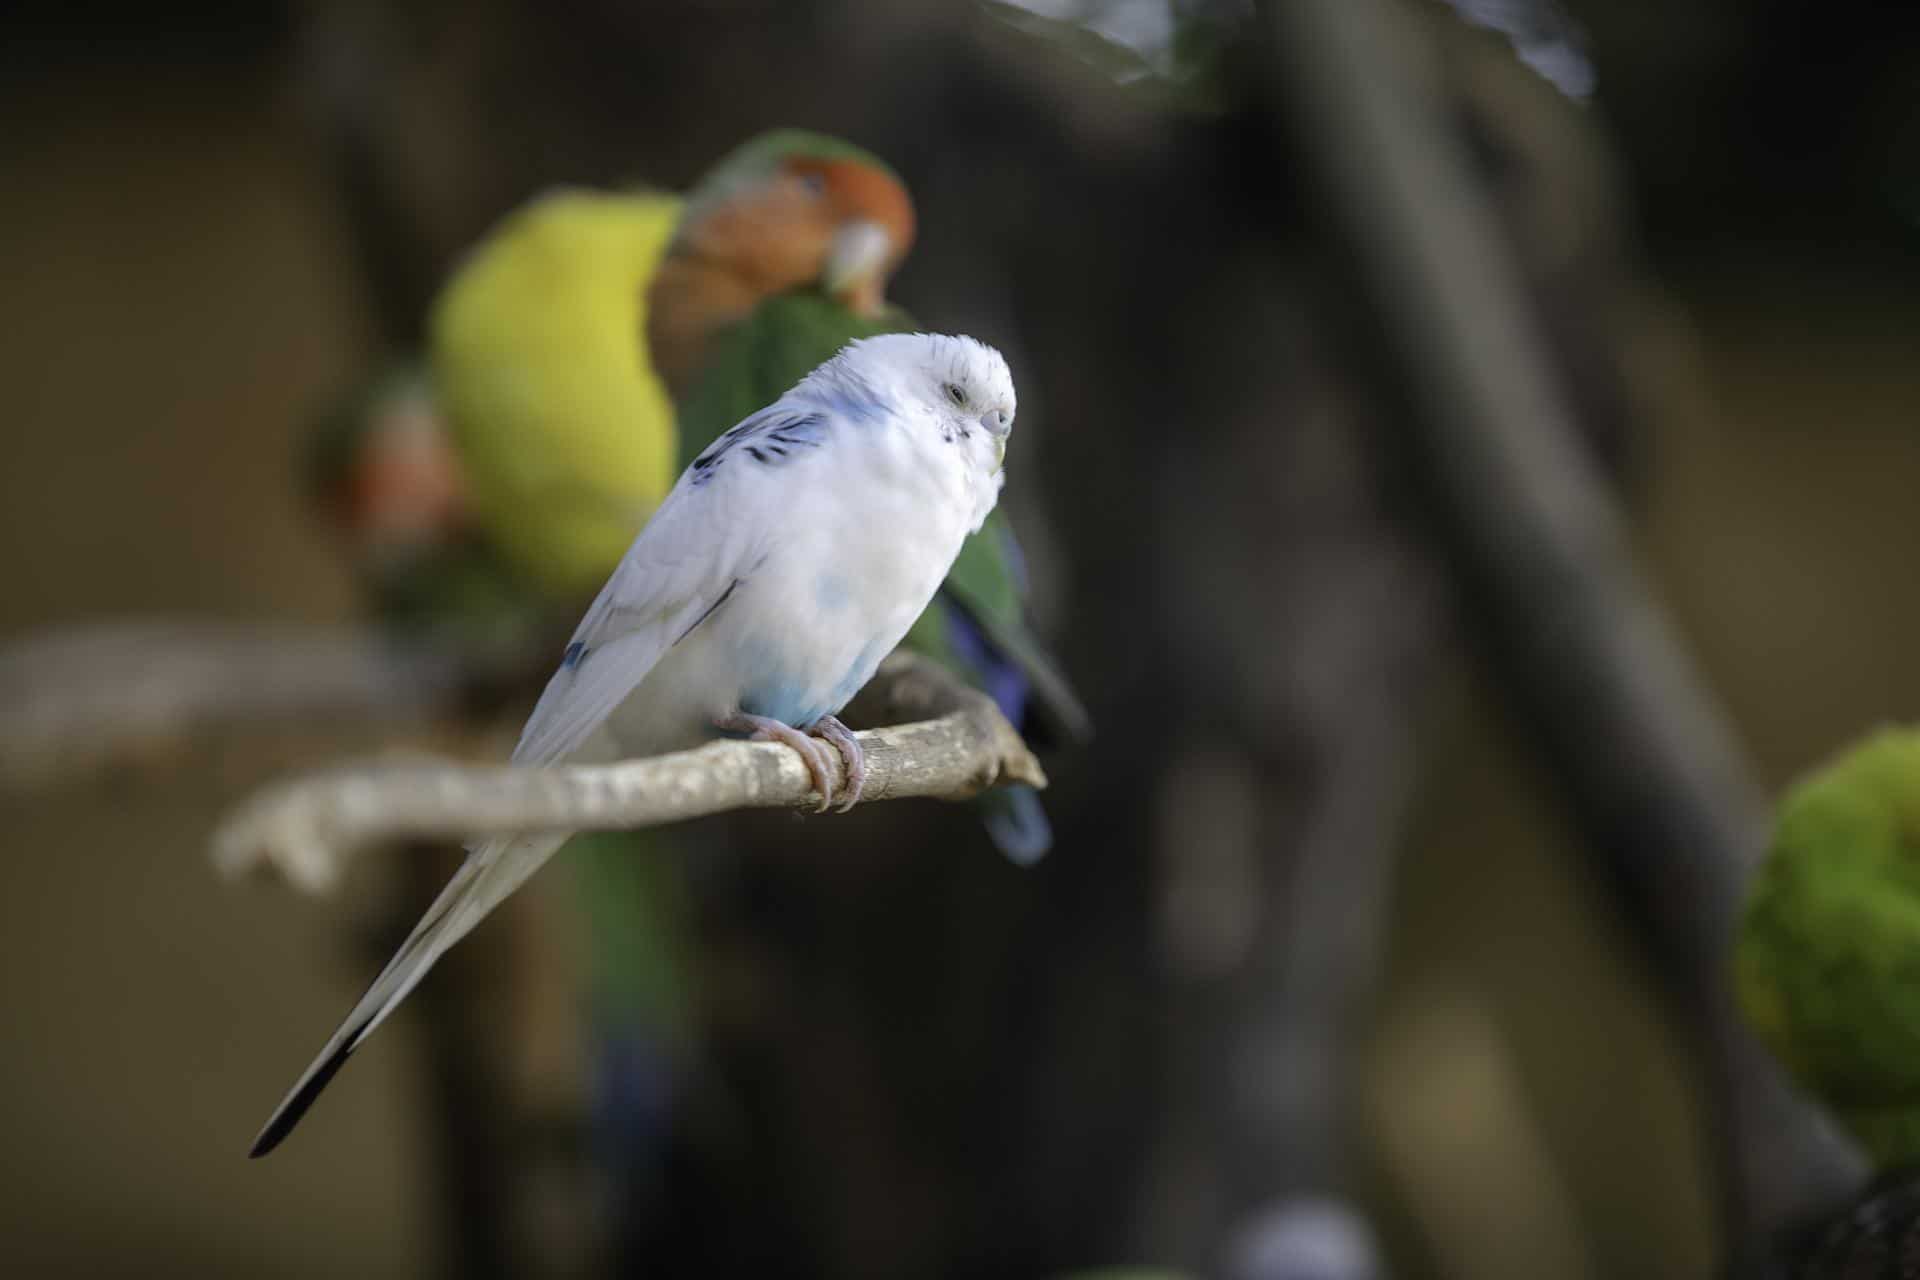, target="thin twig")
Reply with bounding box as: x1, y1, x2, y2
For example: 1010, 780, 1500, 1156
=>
211, 653, 1046, 894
